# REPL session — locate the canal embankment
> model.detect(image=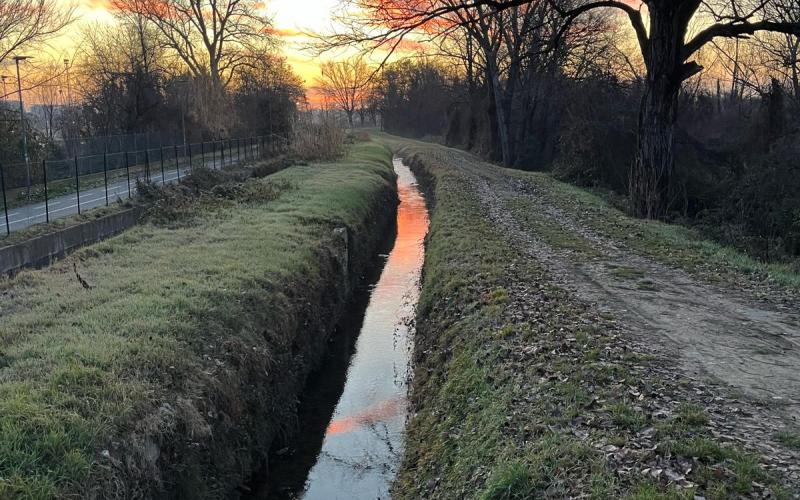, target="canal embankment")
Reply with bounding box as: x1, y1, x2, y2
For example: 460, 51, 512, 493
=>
0, 140, 397, 498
